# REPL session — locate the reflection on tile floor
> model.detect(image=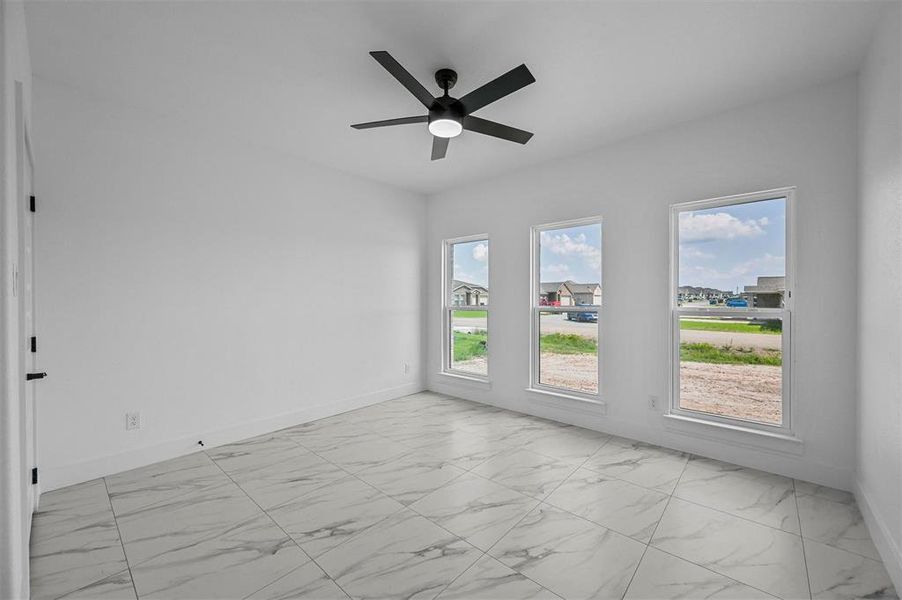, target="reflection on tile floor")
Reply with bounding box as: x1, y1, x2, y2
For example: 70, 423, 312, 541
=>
30, 392, 898, 600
